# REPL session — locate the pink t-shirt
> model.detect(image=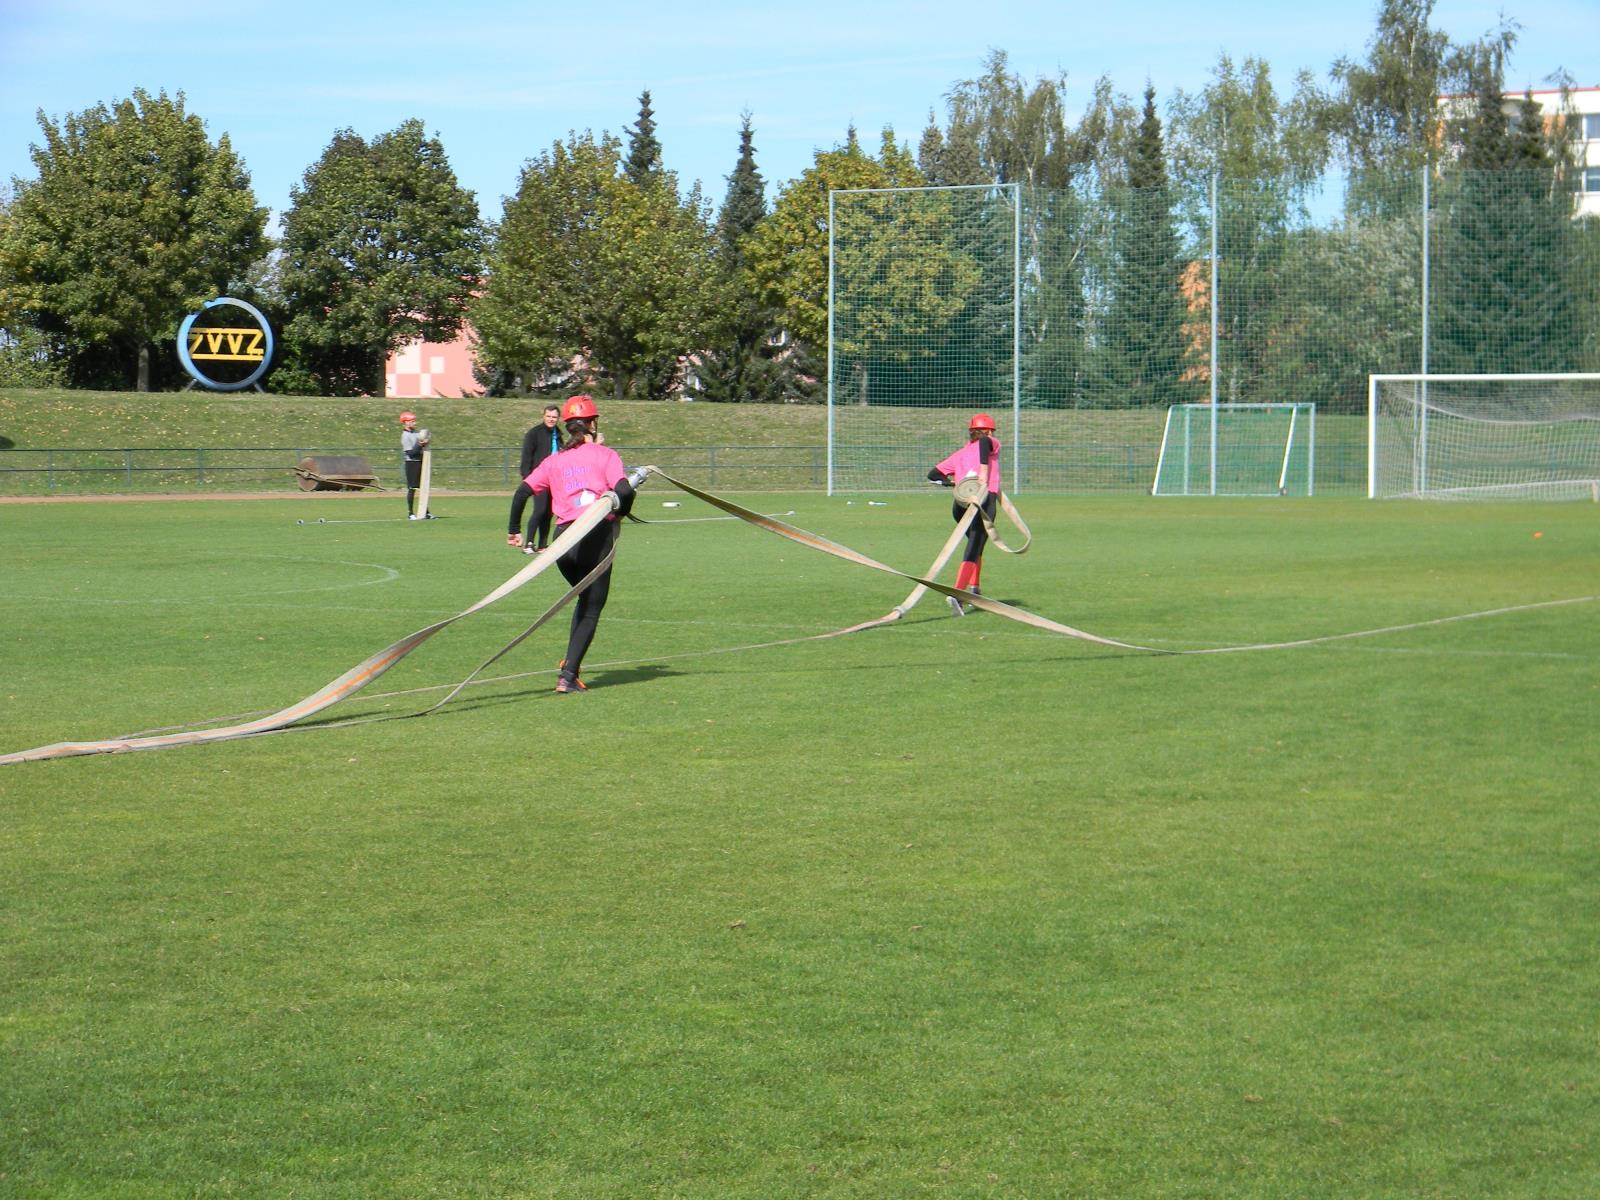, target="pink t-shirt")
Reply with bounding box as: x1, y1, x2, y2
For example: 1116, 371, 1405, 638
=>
935, 437, 1002, 495
525, 442, 627, 526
